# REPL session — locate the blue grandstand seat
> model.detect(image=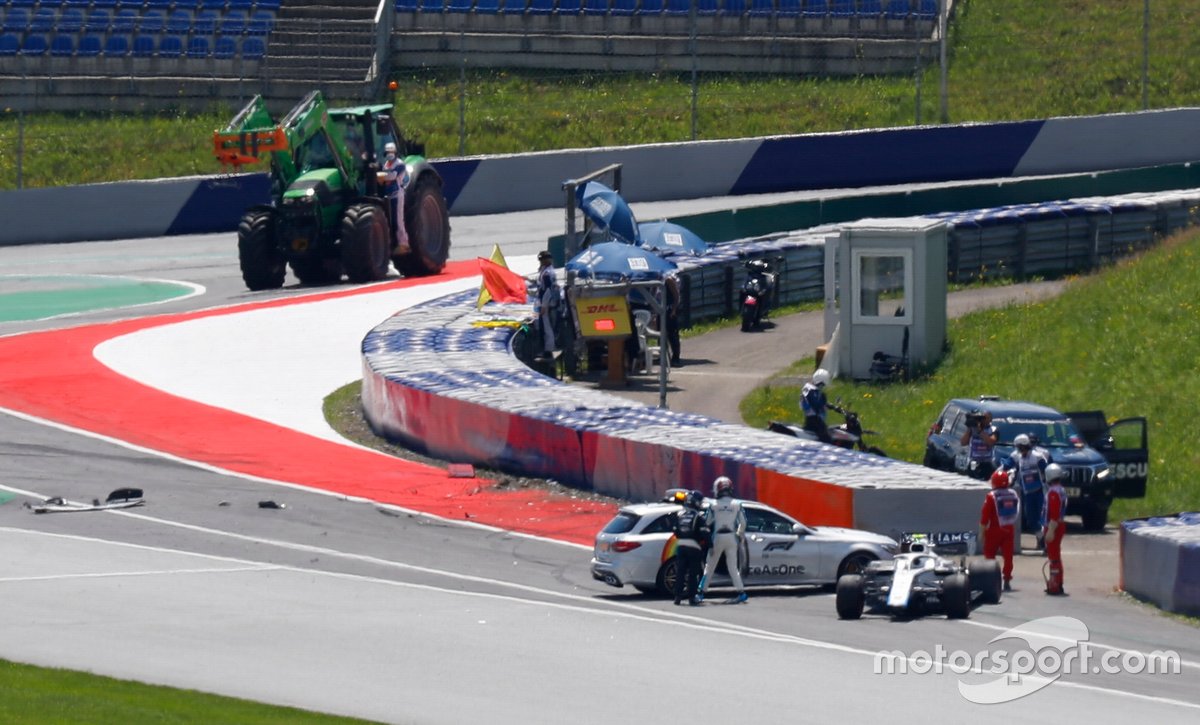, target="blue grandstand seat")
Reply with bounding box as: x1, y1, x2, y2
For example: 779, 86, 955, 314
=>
86, 9, 112, 32
158, 34, 183, 57
139, 10, 167, 33
885, 0, 910, 18
242, 35, 265, 59
246, 9, 274, 34
445, 0, 473, 12
186, 34, 210, 57
0, 33, 17, 57
201, 0, 229, 11
51, 34, 75, 56
858, 0, 882, 13
501, 0, 527, 11
662, 0, 688, 14
103, 34, 130, 56
526, 0, 555, 13
132, 35, 156, 57
194, 10, 219, 33
91, 0, 120, 8
474, 0, 500, 12
396, 0, 419, 10
78, 33, 103, 56
639, 0, 665, 13
748, 0, 774, 17
775, 0, 801, 16
558, 0, 582, 14
21, 33, 48, 56
112, 9, 137, 33
721, 0, 747, 16
175, 0, 204, 11
830, 0, 854, 16
610, 0, 638, 15
418, 0, 444, 12
146, 0, 175, 10
698, 0, 720, 15
803, 0, 829, 16
59, 8, 85, 32
583, 0, 608, 14
167, 10, 194, 33
219, 9, 248, 34
915, 0, 937, 19
29, 8, 57, 33
229, 0, 257, 10
257, 0, 281, 10
9, 0, 38, 8
213, 35, 237, 59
